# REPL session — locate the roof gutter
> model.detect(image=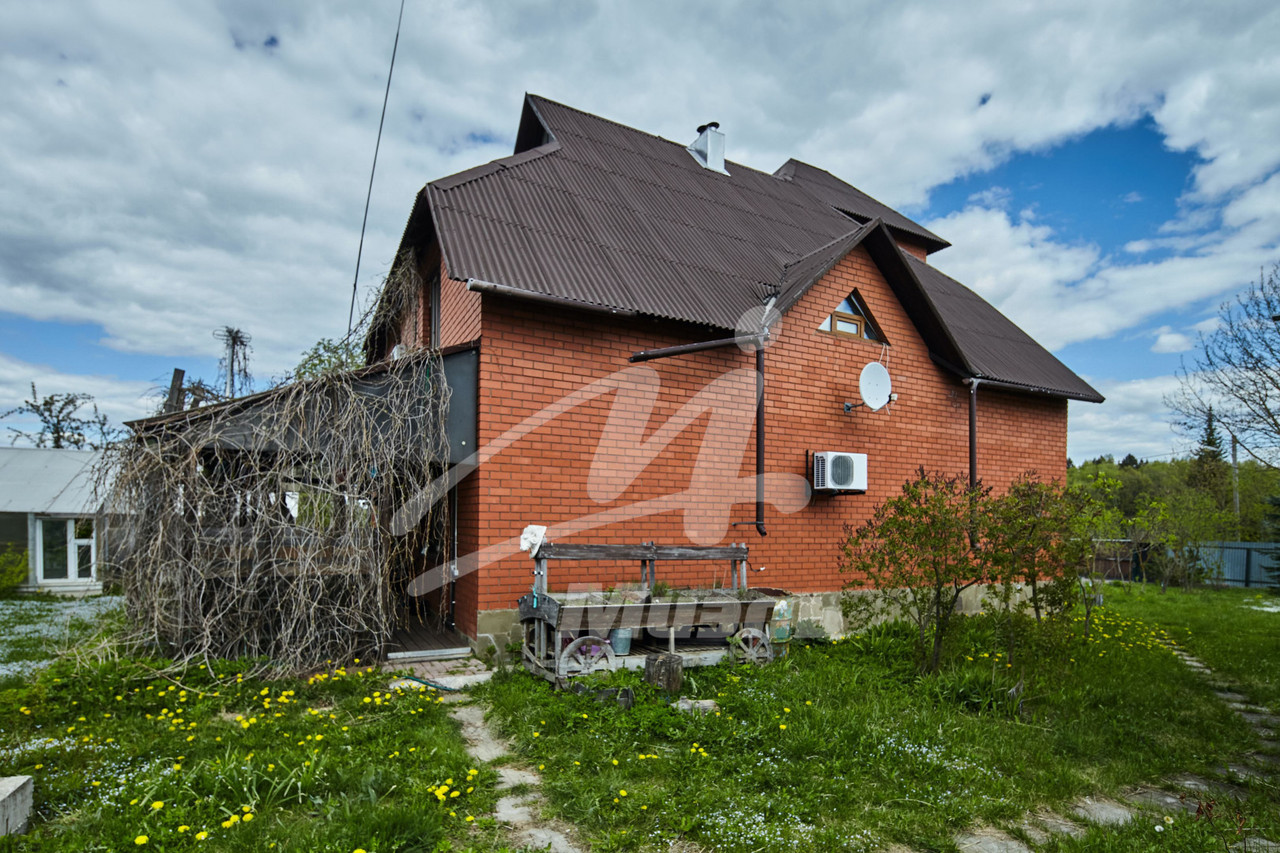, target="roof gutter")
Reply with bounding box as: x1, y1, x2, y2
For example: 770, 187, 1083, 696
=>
465, 278, 638, 318
928, 354, 1104, 403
